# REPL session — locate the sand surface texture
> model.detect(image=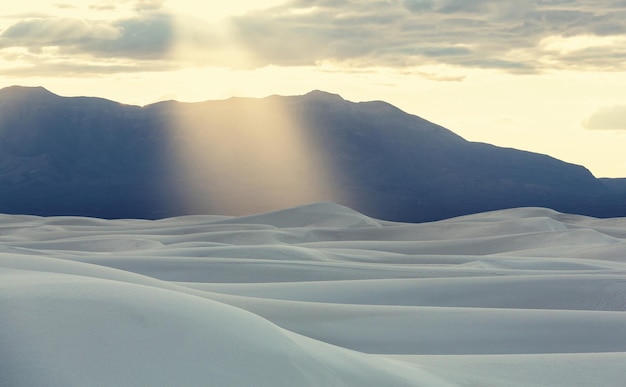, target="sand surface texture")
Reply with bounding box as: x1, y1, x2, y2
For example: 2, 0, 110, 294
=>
2, 203, 626, 386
